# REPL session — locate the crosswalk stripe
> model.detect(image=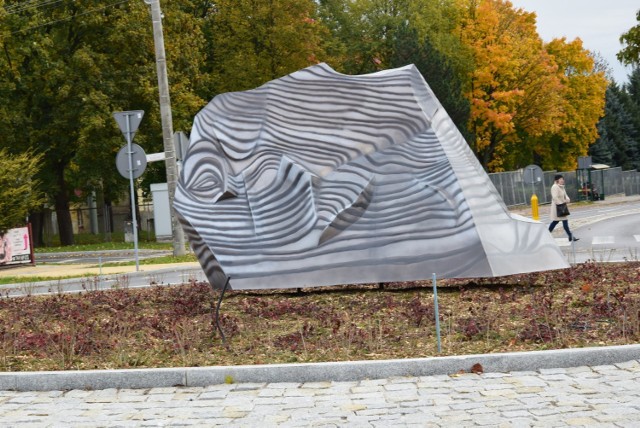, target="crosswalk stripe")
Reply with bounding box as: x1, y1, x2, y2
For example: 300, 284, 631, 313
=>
554, 238, 572, 247
592, 236, 615, 245
555, 236, 640, 246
